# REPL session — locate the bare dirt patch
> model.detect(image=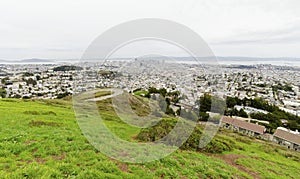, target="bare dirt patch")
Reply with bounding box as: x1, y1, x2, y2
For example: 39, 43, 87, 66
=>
52, 153, 66, 160
35, 157, 46, 164
130, 135, 138, 140
24, 140, 37, 145
109, 158, 129, 172
29, 120, 61, 127
19, 159, 33, 164
117, 163, 128, 172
